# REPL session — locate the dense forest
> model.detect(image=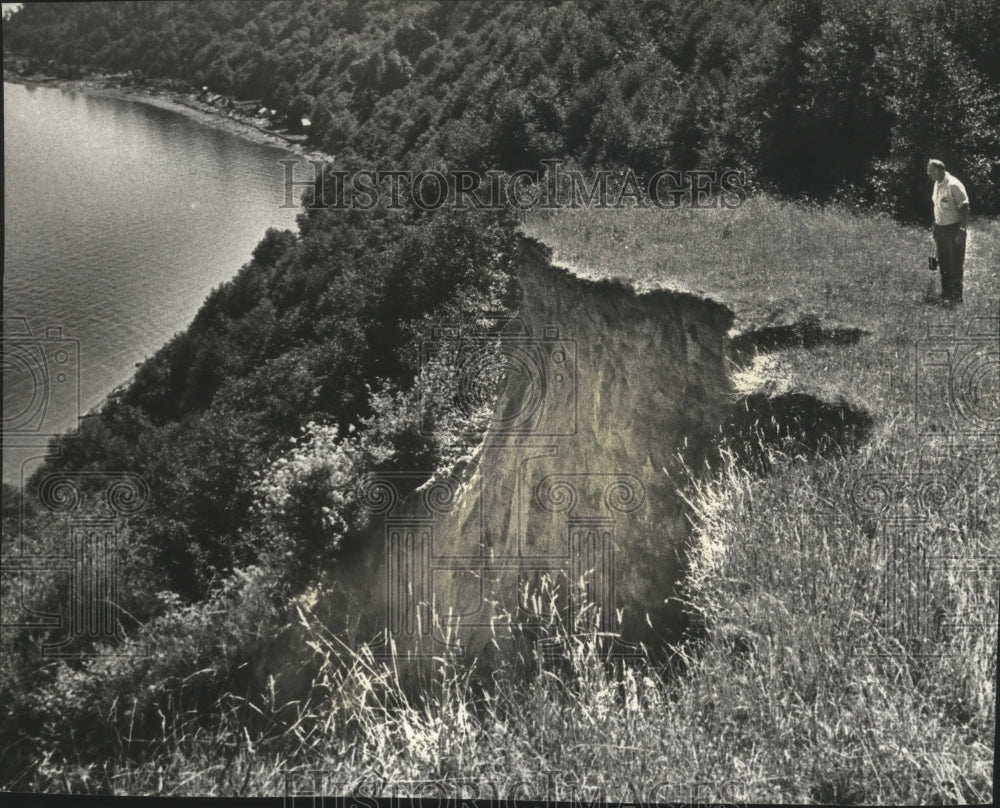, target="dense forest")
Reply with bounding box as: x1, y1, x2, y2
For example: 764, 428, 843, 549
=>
2, 0, 999, 791
6, 0, 1000, 216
